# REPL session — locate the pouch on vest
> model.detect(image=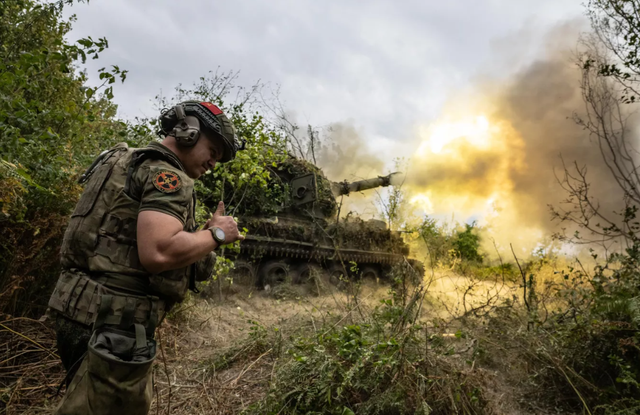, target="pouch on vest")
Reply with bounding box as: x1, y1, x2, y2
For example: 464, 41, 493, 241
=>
48, 270, 165, 331
195, 252, 216, 282
48, 270, 106, 326
55, 297, 156, 415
